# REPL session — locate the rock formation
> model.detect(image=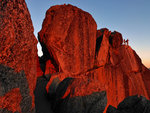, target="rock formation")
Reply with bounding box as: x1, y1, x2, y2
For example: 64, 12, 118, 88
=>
0, 1, 150, 113
95, 28, 150, 112
37, 4, 107, 113
0, 0, 37, 112
37, 4, 150, 113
